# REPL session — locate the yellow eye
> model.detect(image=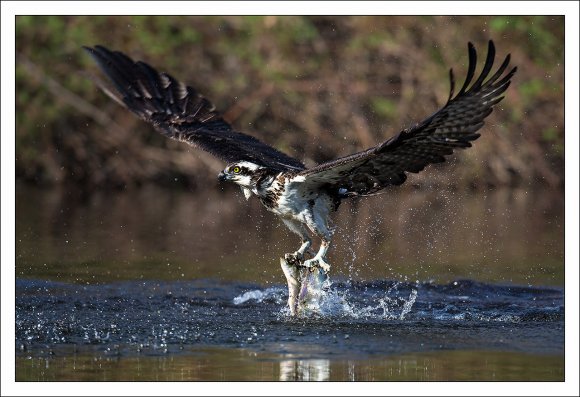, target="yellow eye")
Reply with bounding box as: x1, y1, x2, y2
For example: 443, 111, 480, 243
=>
232, 166, 241, 174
